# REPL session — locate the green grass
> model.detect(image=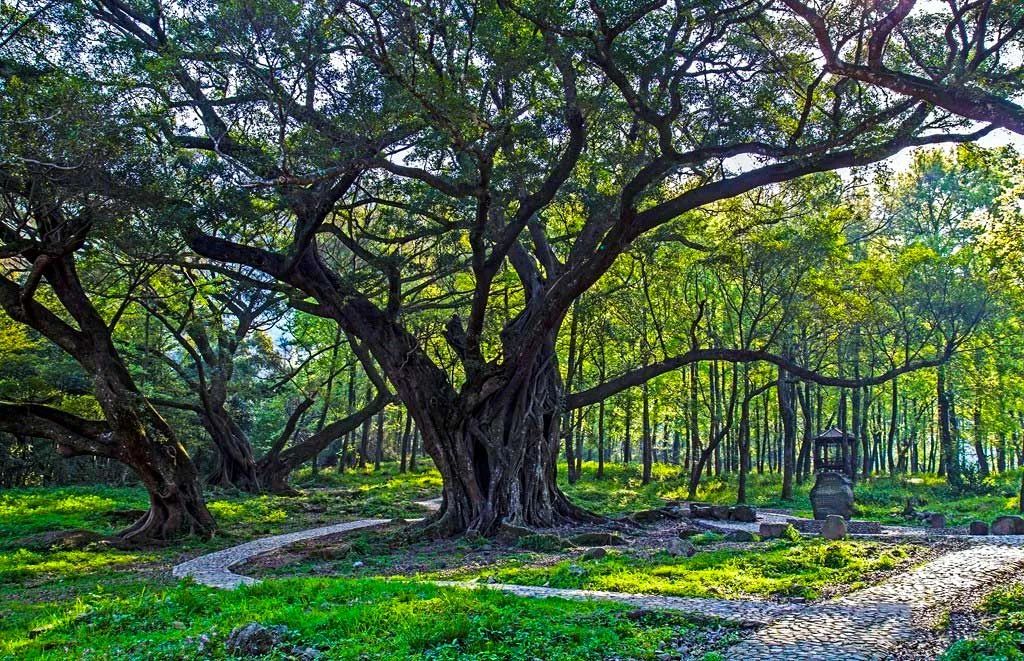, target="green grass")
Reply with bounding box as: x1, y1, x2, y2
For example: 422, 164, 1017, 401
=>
2, 461, 1019, 659
0, 577, 736, 659
943, 582, 1024, 659
561, 461, 1024, 526
439, 539, 920, 600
